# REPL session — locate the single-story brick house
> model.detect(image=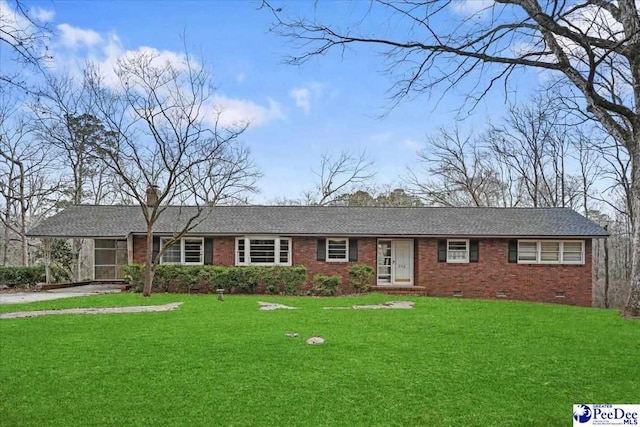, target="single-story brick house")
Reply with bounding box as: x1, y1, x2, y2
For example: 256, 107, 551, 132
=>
27, 204, 607, 305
